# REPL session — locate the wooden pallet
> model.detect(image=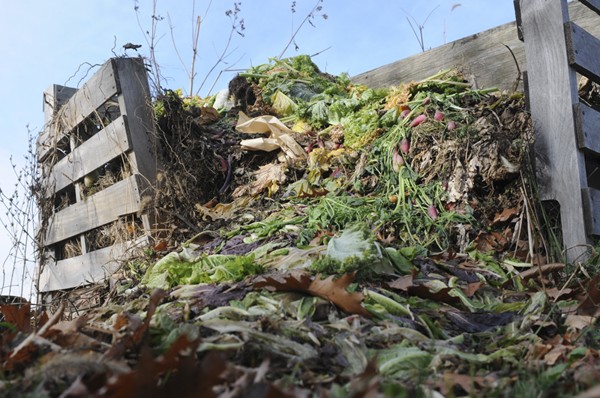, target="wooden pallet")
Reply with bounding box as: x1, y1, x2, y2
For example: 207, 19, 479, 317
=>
516, 0, 600, 261
37, 58, 157, 293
